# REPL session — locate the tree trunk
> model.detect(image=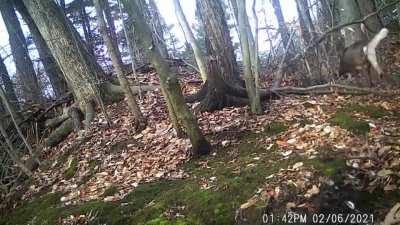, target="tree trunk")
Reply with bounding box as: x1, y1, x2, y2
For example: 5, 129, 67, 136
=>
14, 0, 69, 98
356, 0, 382, 34
94, 0, 146, 130
122, 0, 211, 157
147, 0, 169, 58
102, 0, 122, 64
21, 0, 114, 111
0, 0, 42, 104
77, 0, 95, 56
295, 0, 316, 44
271, 0, 291, 48
173, 0, 208, 82
337, 0, 365, 46
0, 54, 18, 108
197, 0, 240, 83
184, 0, 256, 112
236, 0, 262, 114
